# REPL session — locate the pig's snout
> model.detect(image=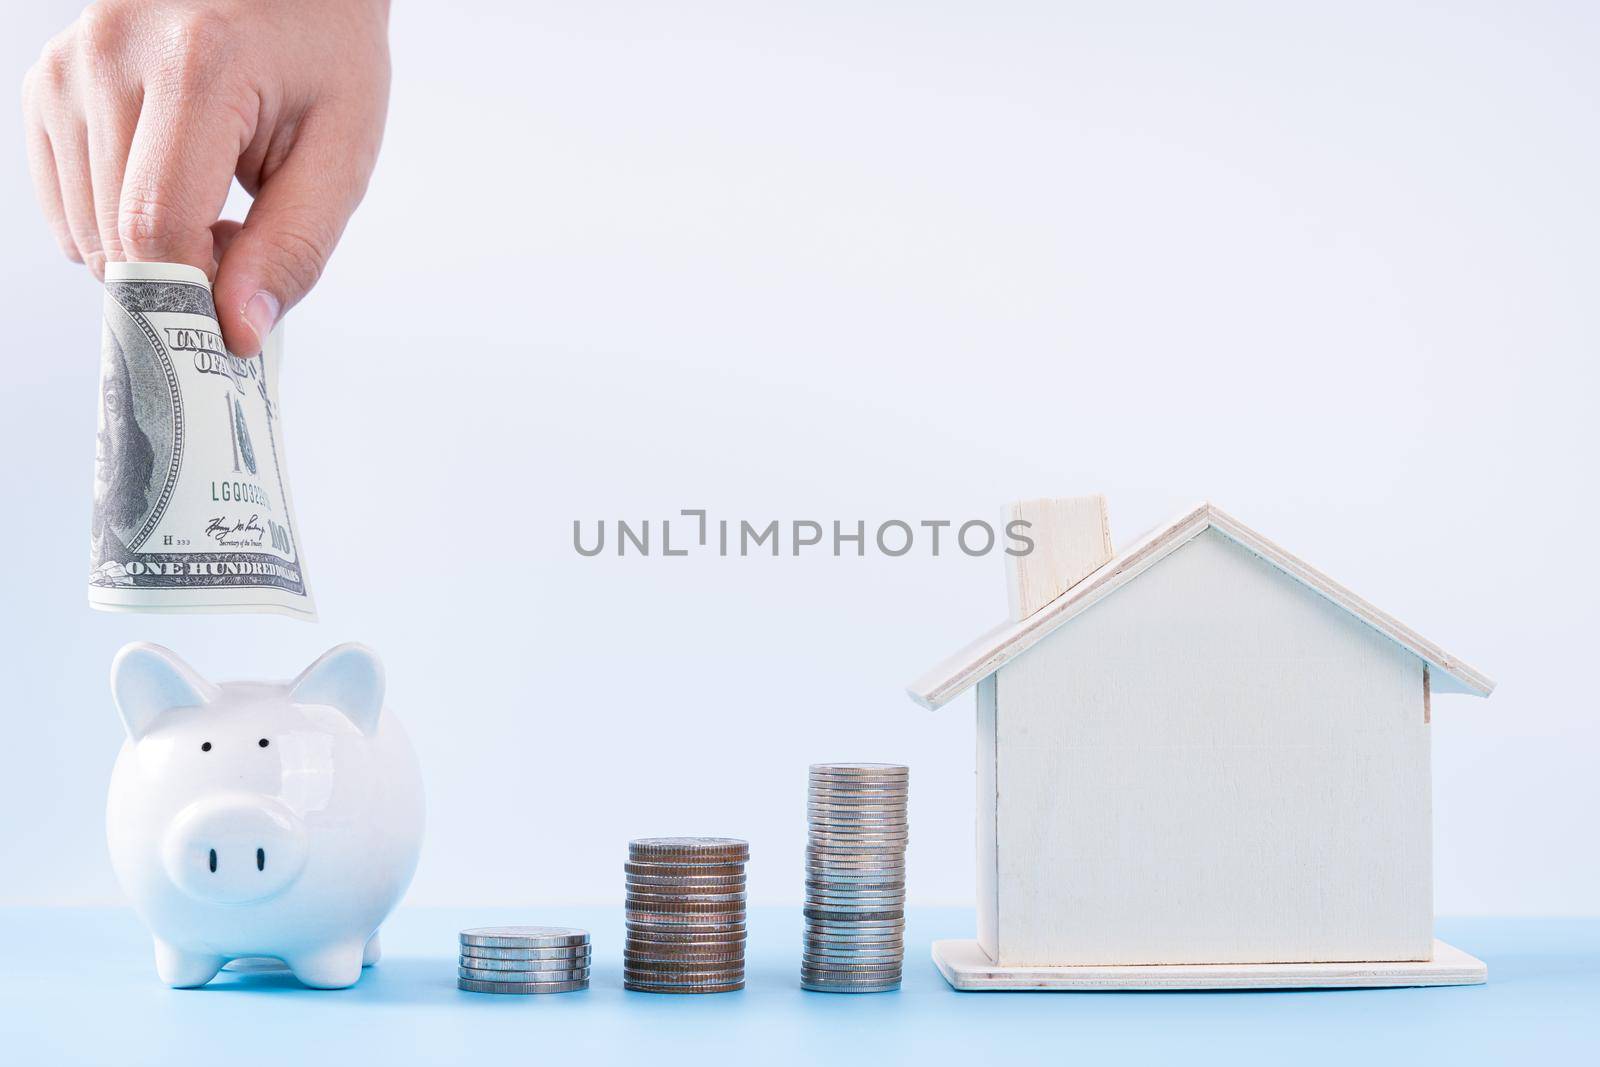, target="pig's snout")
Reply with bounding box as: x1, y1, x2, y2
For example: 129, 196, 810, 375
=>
161, 795, 309, 905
